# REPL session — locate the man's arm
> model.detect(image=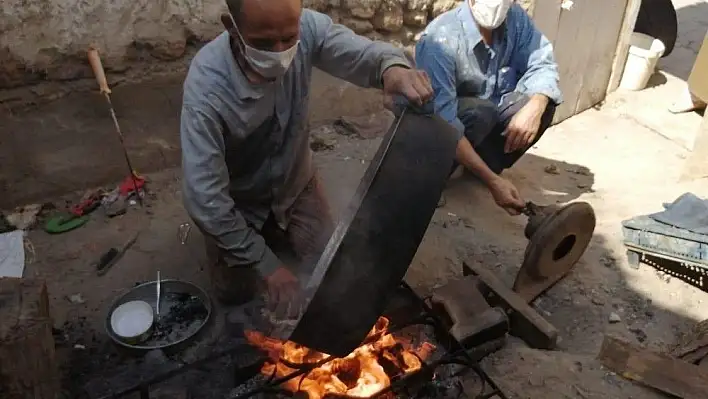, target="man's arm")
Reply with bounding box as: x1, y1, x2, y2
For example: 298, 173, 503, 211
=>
415, 34, 495, 184
415, 35, 465, 135
180, 104, 280, 276
511, 6, 562, 105
305, 10, 410, 89
415, 34, 518, 207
